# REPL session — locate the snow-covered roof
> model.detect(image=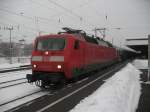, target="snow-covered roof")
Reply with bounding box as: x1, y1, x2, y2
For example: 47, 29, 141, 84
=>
115, 45, 138, 53
121, 45, 138, 53
125, 38, 148, 46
